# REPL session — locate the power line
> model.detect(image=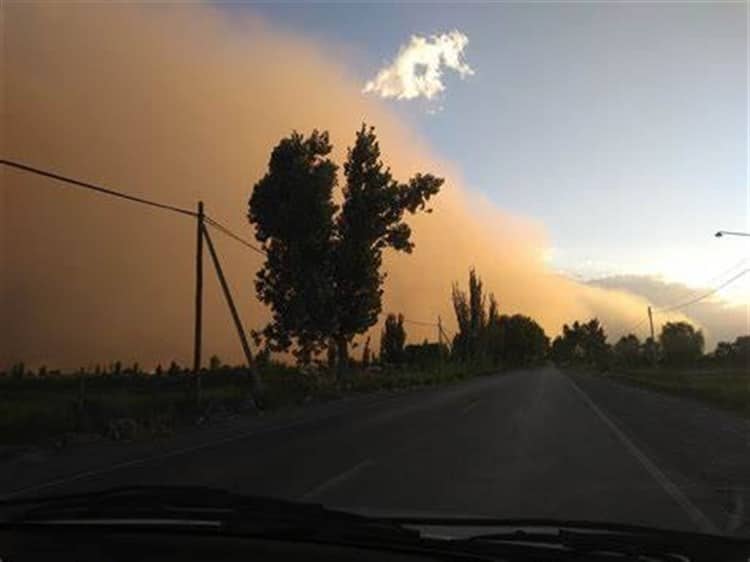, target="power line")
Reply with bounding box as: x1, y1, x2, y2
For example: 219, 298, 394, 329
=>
402, 318, 437, 328
1, 159, 197, 217
608, 259, 750, 339
656, 268, 749, 313
658, 257, 749, 309
204, 216, 266, 256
